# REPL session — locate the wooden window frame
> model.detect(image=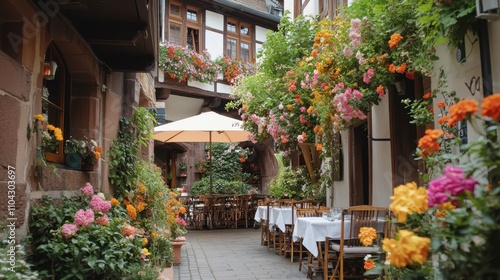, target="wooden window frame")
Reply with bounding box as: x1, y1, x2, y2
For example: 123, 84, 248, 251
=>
167, 1, 202, 52
224, 18, 254, 61
42, 45, 66, 163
